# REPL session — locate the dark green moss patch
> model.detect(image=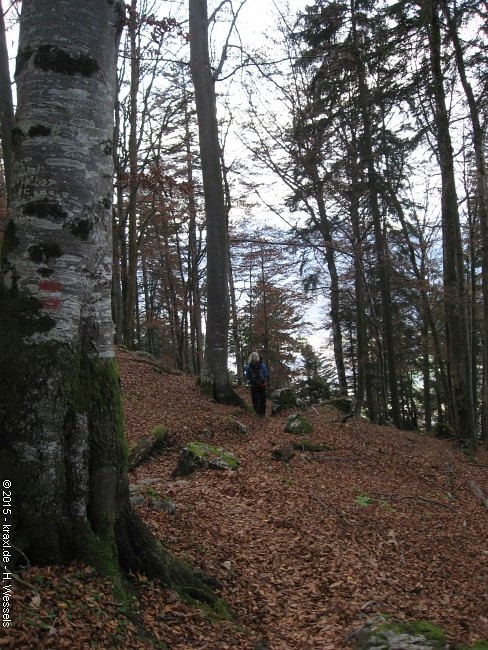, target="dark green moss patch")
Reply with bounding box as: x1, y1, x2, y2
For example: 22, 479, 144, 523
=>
34, 45, 100, 77
28, 124, 52, 137
327, 396, 353, 414
356, 618, 447, 650
28, 242, 62, 263
284, 413, 313, 435
24, 199, 67, 222
101, 140, 113, 156
186, 442, 240, 470
11, 126, 25, 150
15, 45, 34, 77
62, 356, 127, 469
292, 440, 333, 452
0, 284, 55, 340
177, 588, 234, 622
1, 221, 19, 260
38, 268, 54, 277
395, 620, 446, 642
70, 218, 92, 240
